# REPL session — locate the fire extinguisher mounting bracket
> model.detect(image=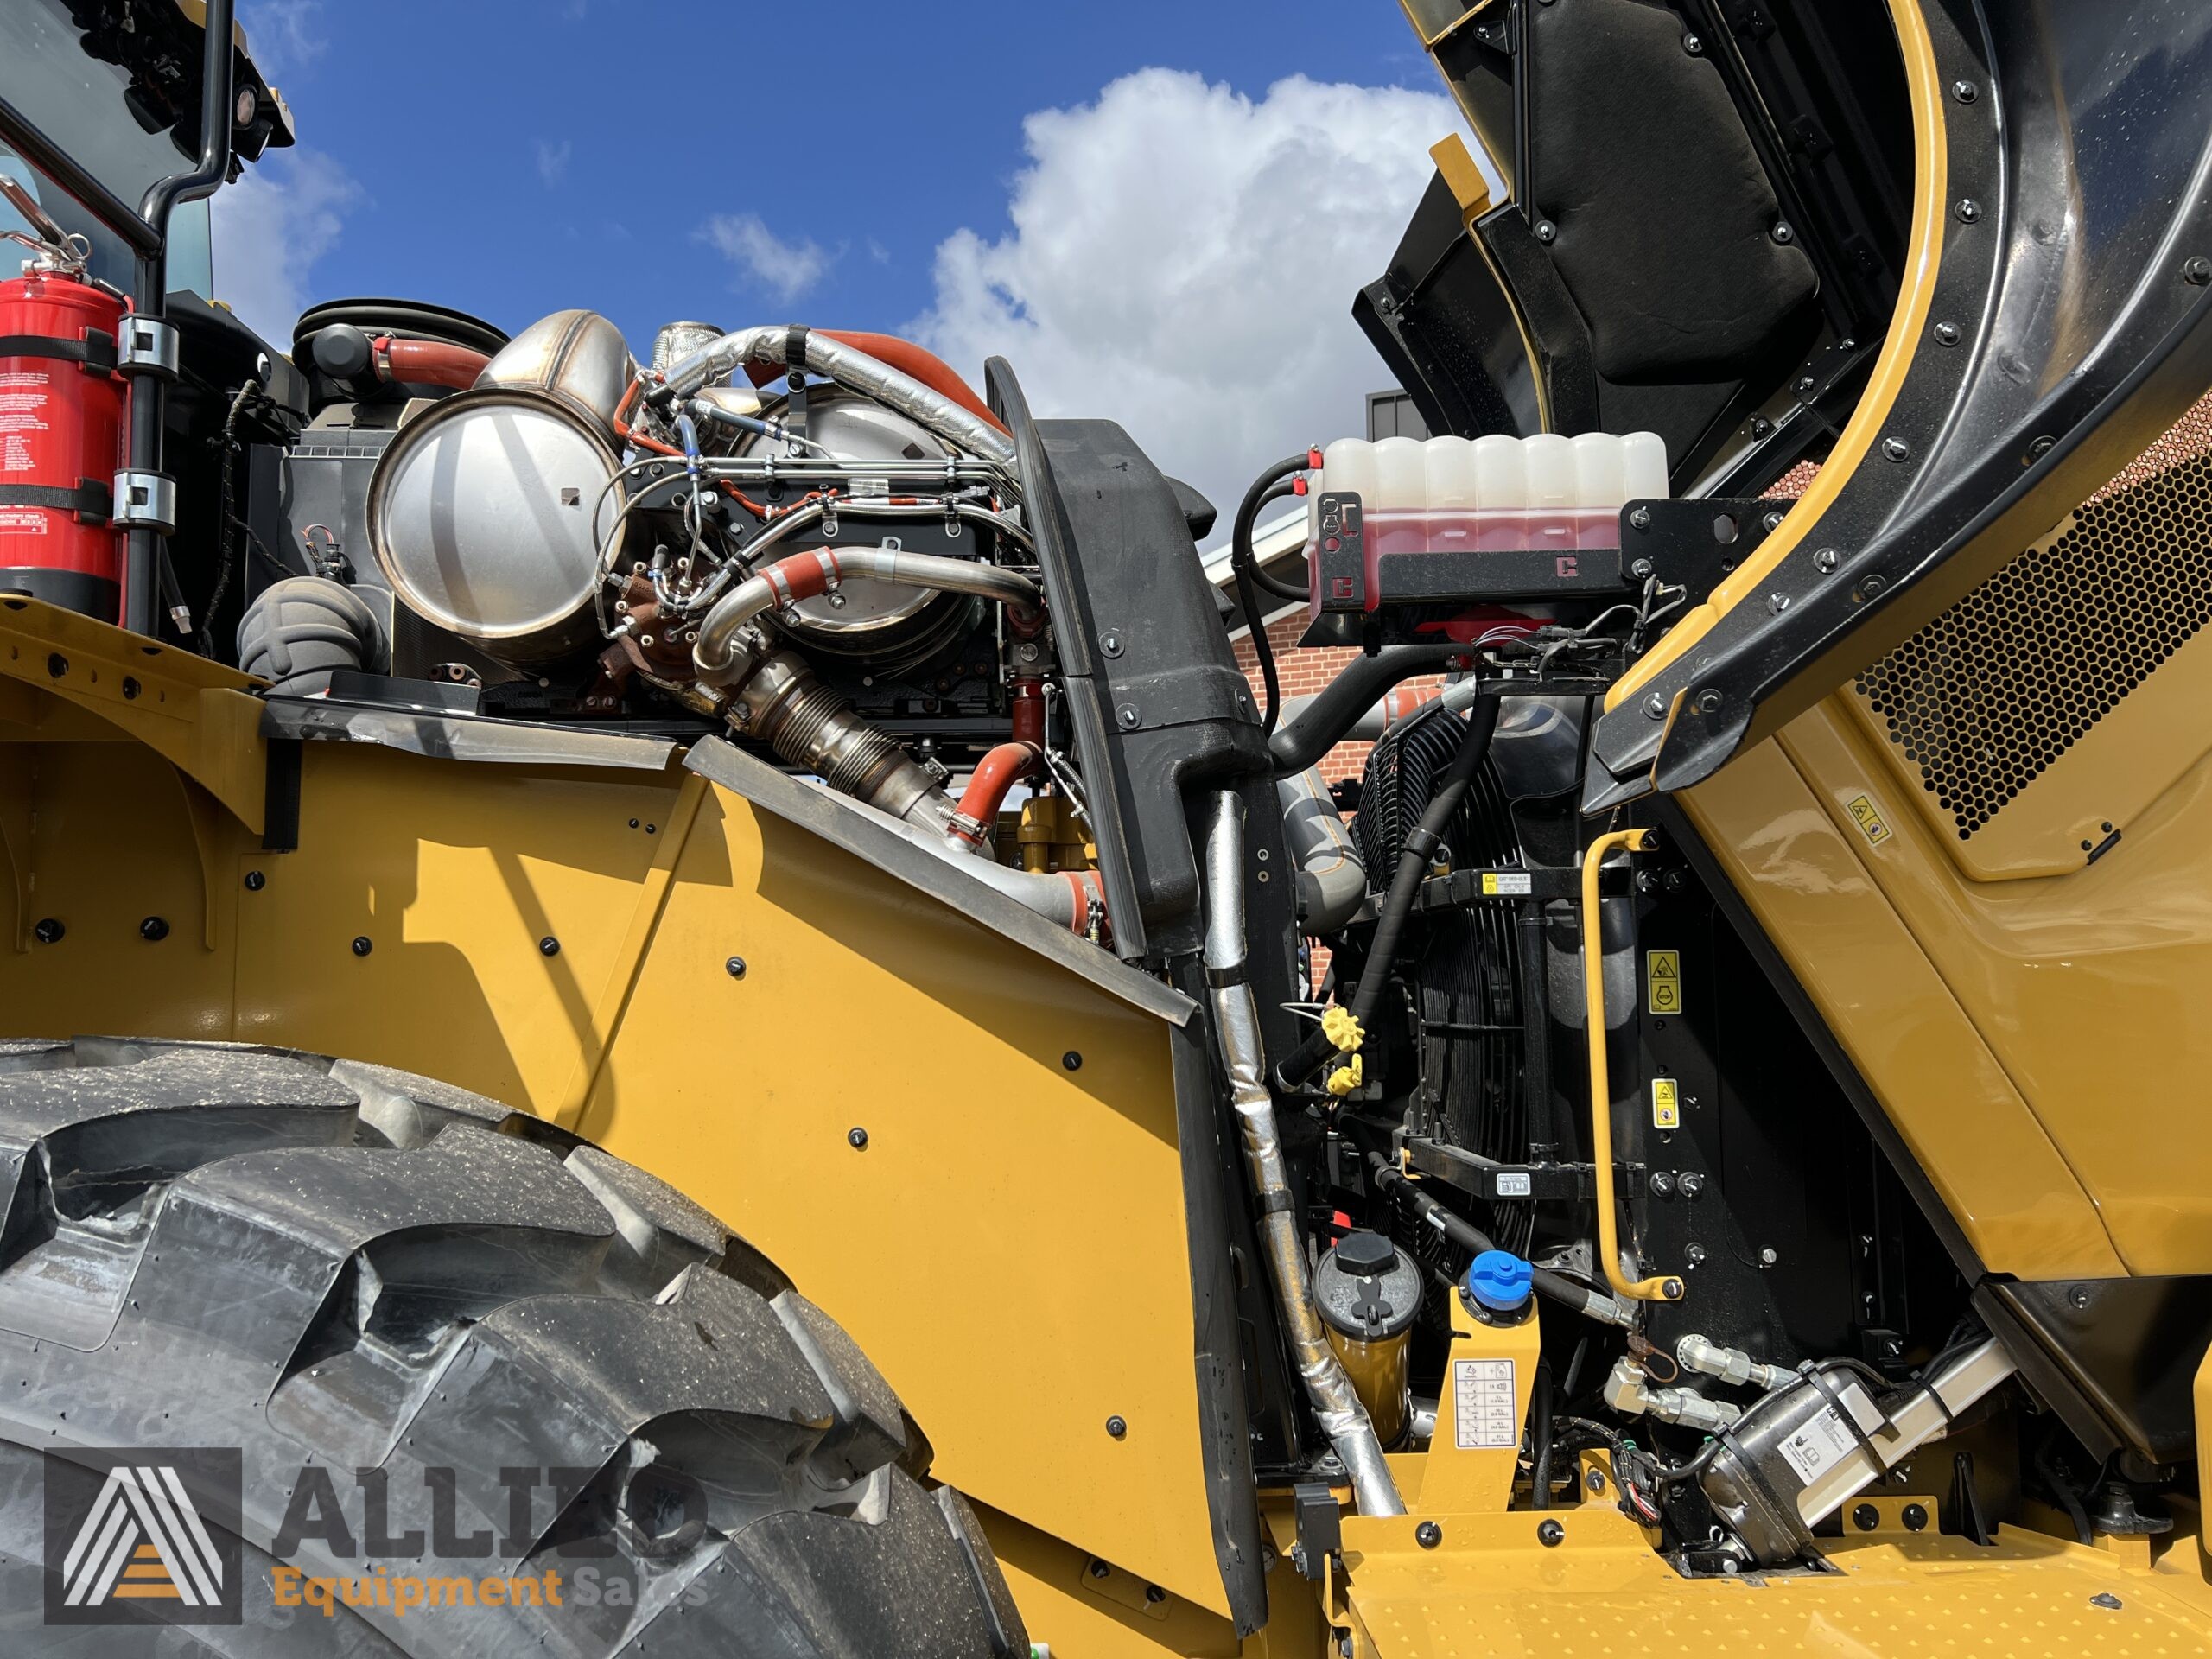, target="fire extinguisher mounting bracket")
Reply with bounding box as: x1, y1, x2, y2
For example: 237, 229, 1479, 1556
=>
116, 317, 180, 380
111, 471, 176, 534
